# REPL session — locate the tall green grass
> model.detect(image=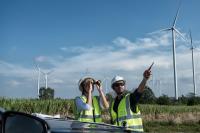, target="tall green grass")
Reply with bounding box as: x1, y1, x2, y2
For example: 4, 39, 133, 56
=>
0, 98, 73, 116
139, 104, 200, 114
1, 98, 199, 132
143, 121, 200, 132
1, 98, 200, 116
